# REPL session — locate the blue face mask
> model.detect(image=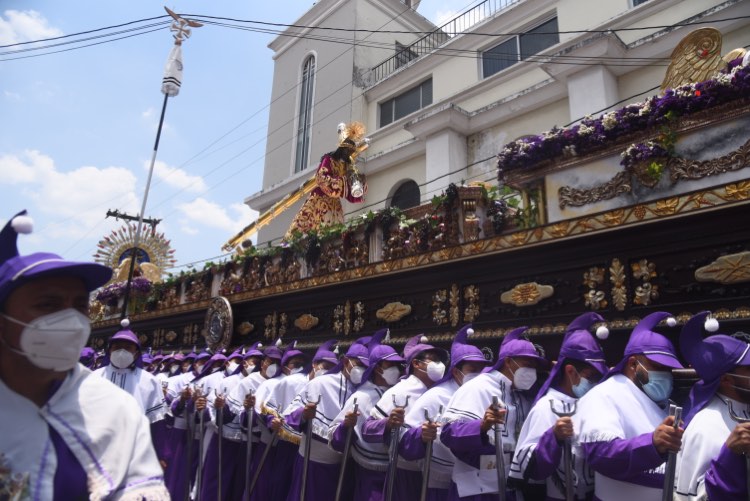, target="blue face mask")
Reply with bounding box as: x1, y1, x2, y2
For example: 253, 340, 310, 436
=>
637, 361, 673, 403
571, 371, 595, 398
